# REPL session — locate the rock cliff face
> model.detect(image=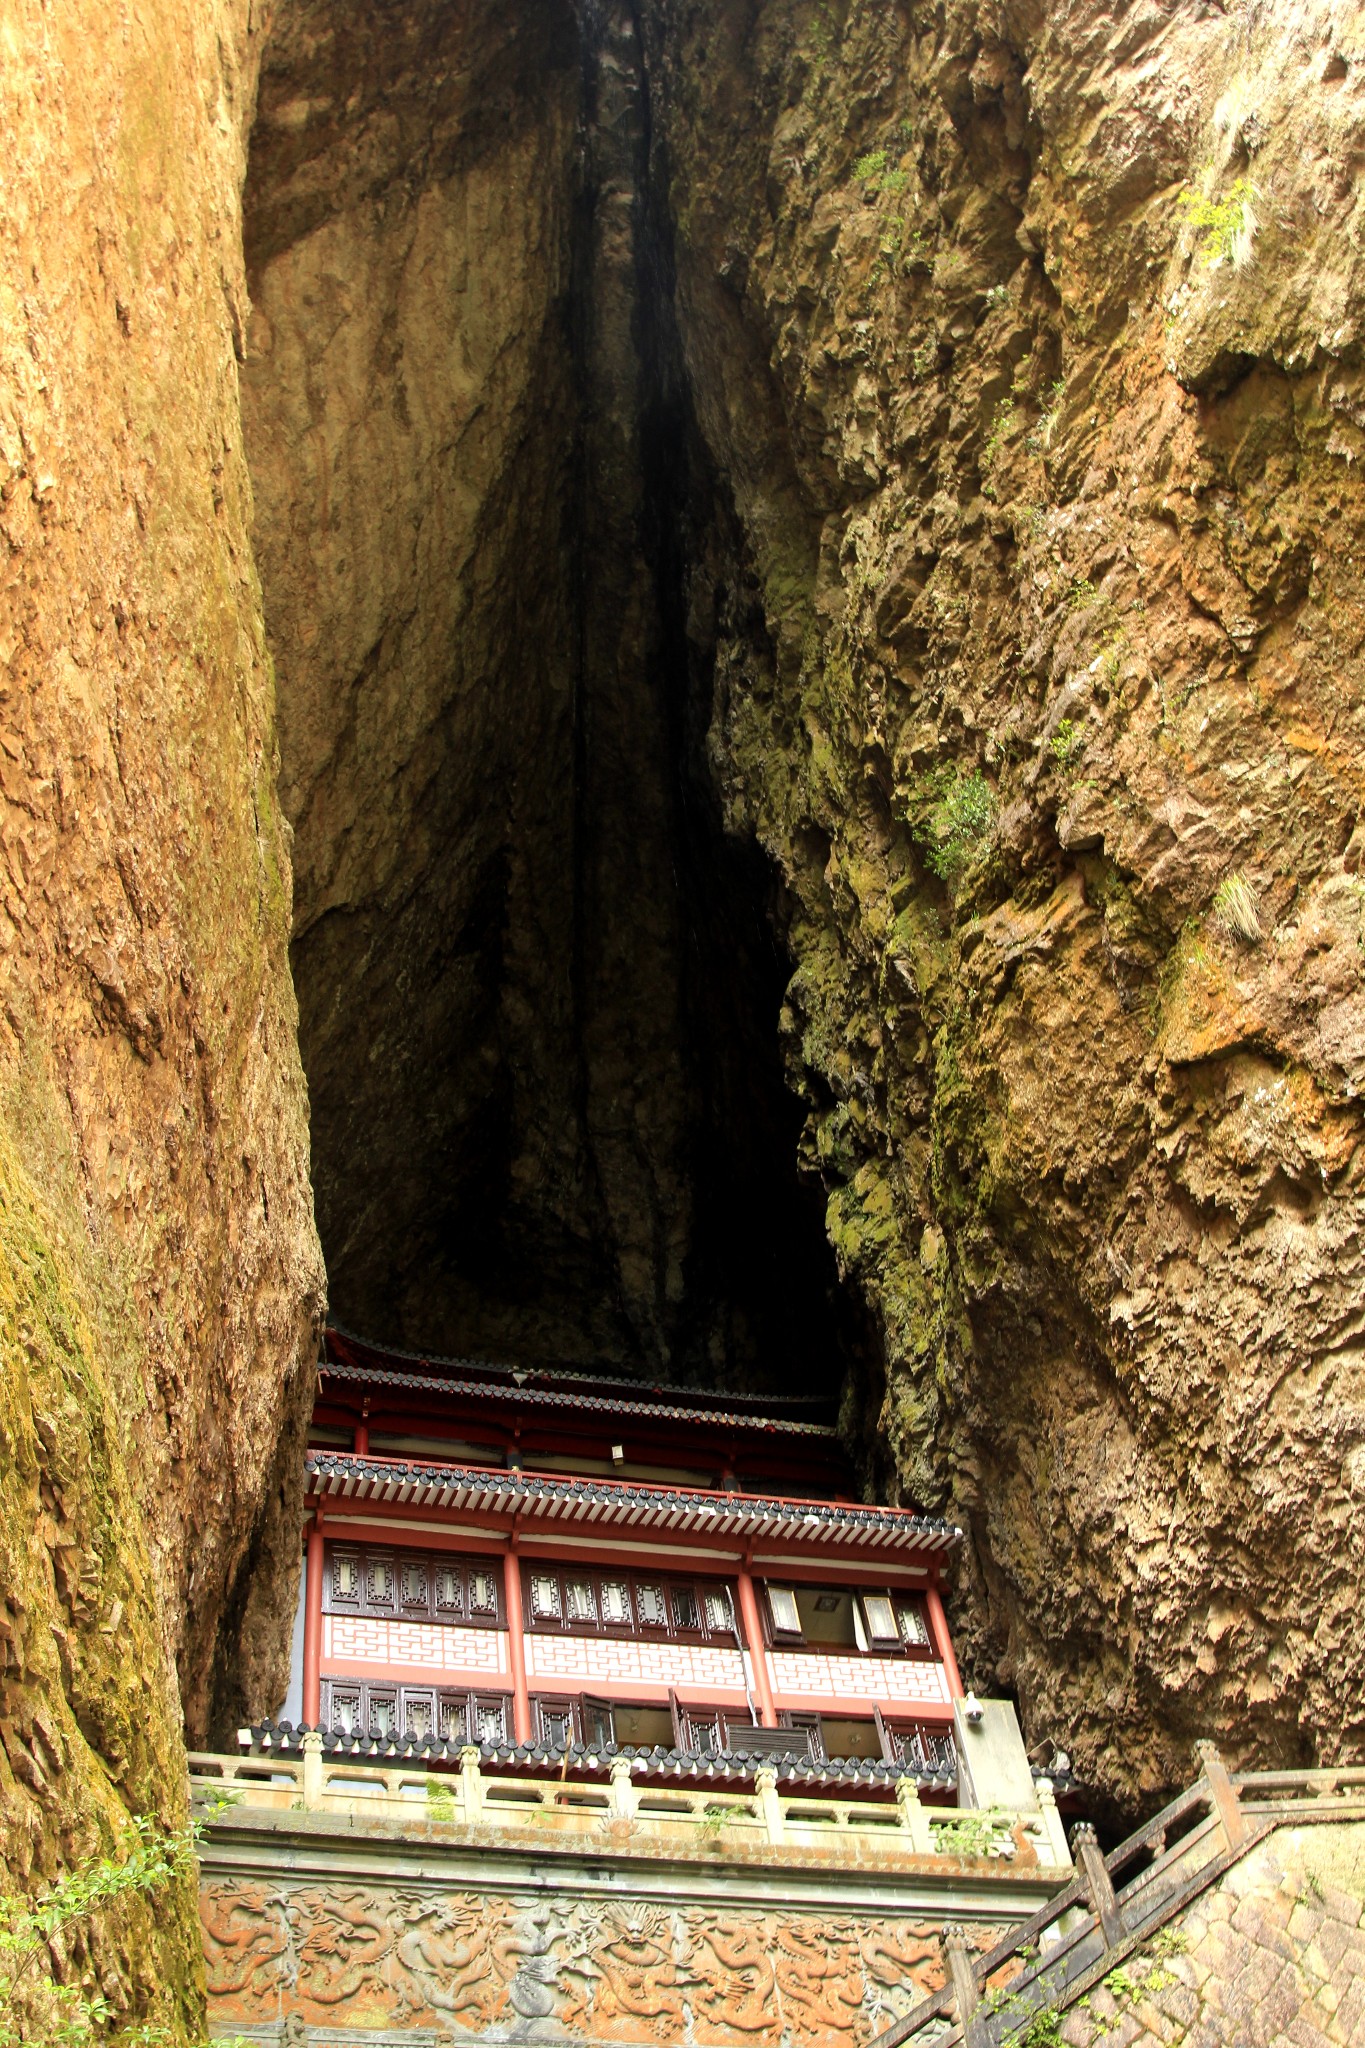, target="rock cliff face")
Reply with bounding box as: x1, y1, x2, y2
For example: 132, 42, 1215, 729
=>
239, 0, 854, 1386
0, 0, 322, 2023
6, 10, 1365, 2017
242, 0, 1365, 1813
635, 0, 1365, 1809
